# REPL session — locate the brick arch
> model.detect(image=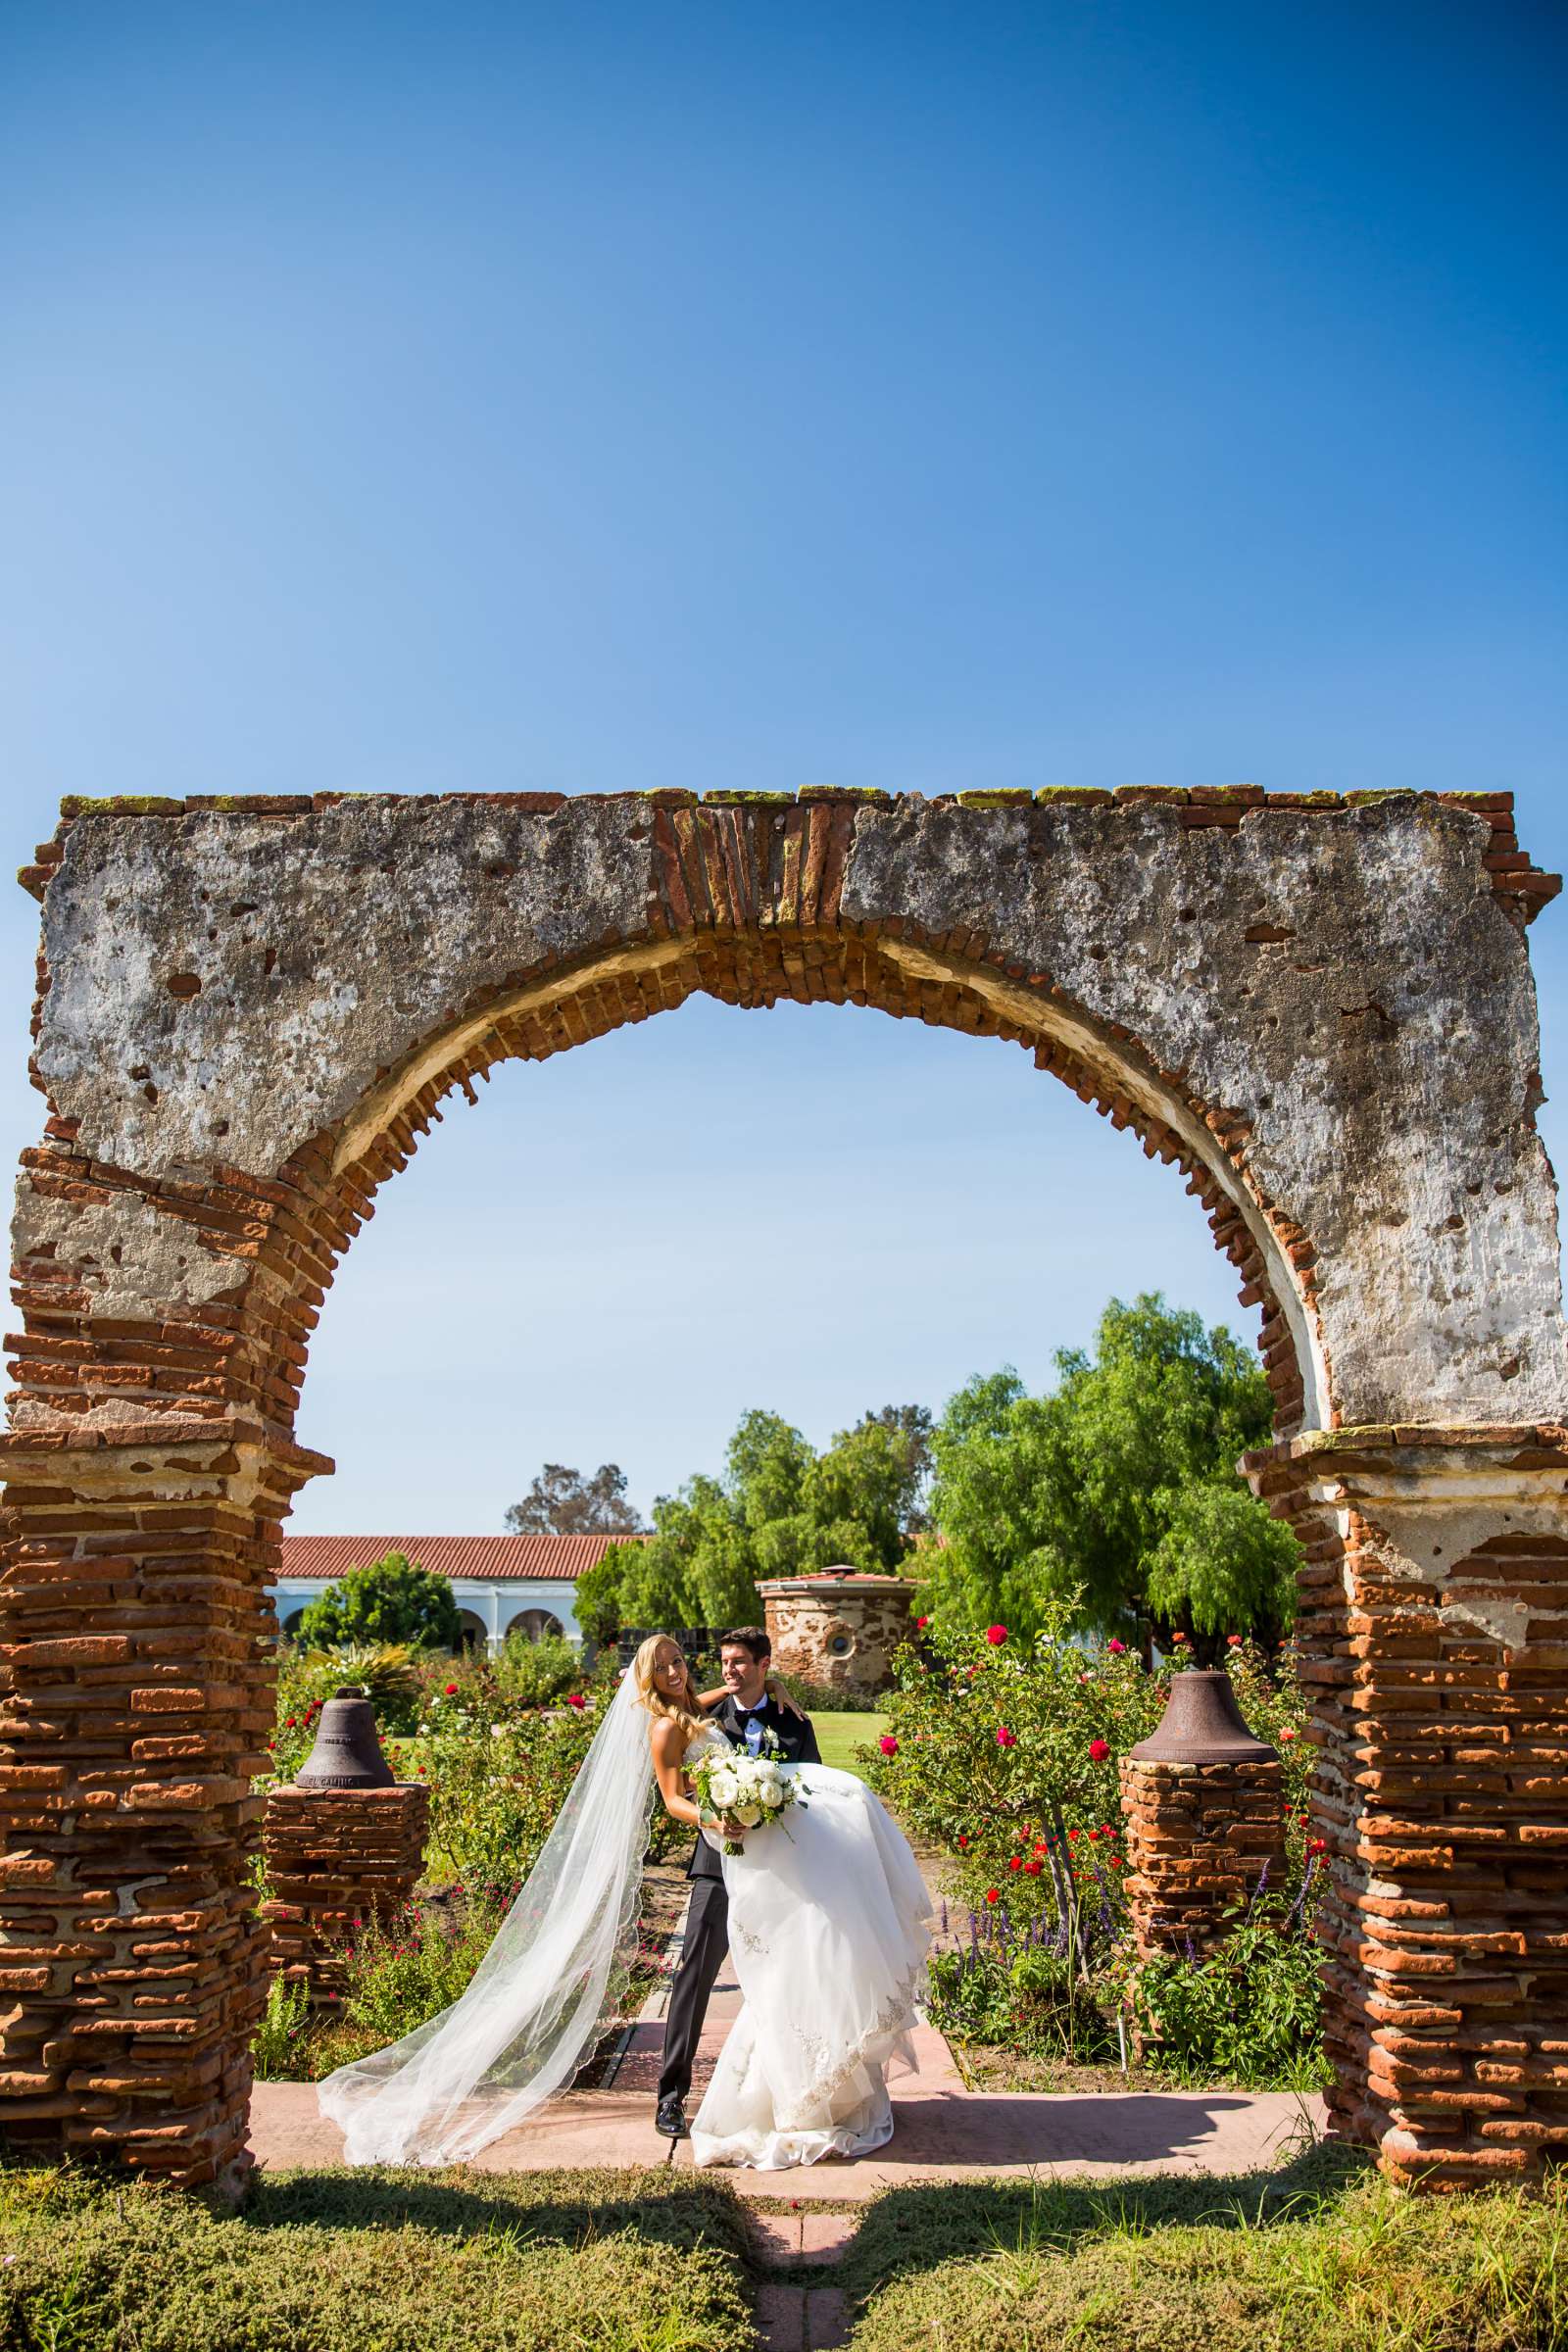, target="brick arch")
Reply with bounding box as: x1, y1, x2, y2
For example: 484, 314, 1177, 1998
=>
2, 785, 1565, 2190
284, 919, 1325, 1434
